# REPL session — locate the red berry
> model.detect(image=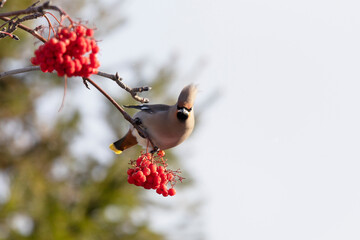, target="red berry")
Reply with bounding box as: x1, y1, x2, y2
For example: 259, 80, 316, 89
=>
153, 175, 161, 185
141, 160, 151, 168
149, 164, 157, 174
44, 49, 53, 58
74, 59, 82, 72
144, 153, 152, 160
55, 55, 64, 64
158, 150, 165, 157
160, 173, 168, 184
142, 167, 151, 176
144, 182, 152, 189
134, 181, 142, 186
127, 175, 135, 184
31, 25, 100, 78
152, 184, 160, 190
40, 62, 48, 72
69, 31, 77, 41
160, 184, 167, 192
135, 170, 144, 178
139, 175, 146, 183
92, 45, 99, 54
92, 68, 98, 74
127, 169, 134, 176
49, 38, 58, 45
86, 28, 94, 37
157, 166, 165, 174
60, 28, 69, 35
75, 26, 86, 36
146, 175, 154, 184
136, 157, 142, 166
168, 188, 176, 196
126, 152, 182, 196
30, 57, 38, 65
57, 69, 65, 77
